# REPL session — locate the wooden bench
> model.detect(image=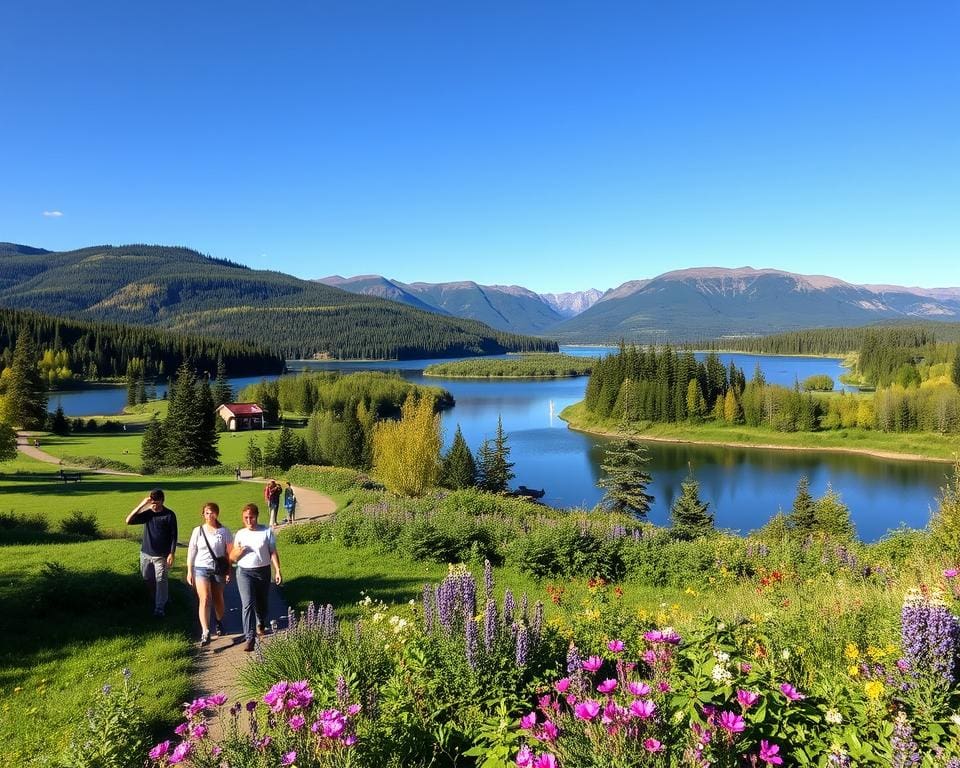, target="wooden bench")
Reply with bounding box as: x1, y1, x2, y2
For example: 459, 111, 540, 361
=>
59, 471, 81, 483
